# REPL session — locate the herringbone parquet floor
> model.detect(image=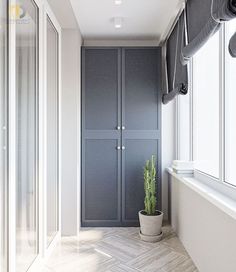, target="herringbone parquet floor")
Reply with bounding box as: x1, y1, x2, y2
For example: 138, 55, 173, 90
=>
34, 225, 198, 272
